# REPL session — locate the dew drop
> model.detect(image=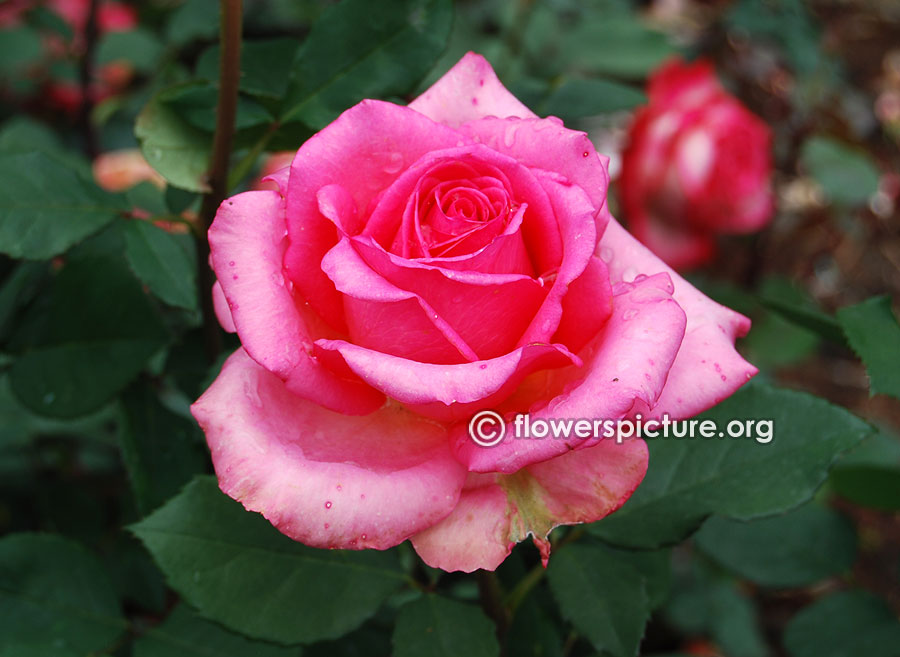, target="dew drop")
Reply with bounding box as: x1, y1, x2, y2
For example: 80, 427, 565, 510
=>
336, 484, 342, 491
599, 247, 614, 263
721, 375, 727, 381
228, 260, 235, 266
232, 274, 238, 280
582, 151, 590, 158
631, 286, 665, 304
324, 522, 330, 529
324, 501, 332, 509
383, 152, 404, 174
479, 364, 487, 370
503, 123, 517, 148
361, 534, 367, 540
